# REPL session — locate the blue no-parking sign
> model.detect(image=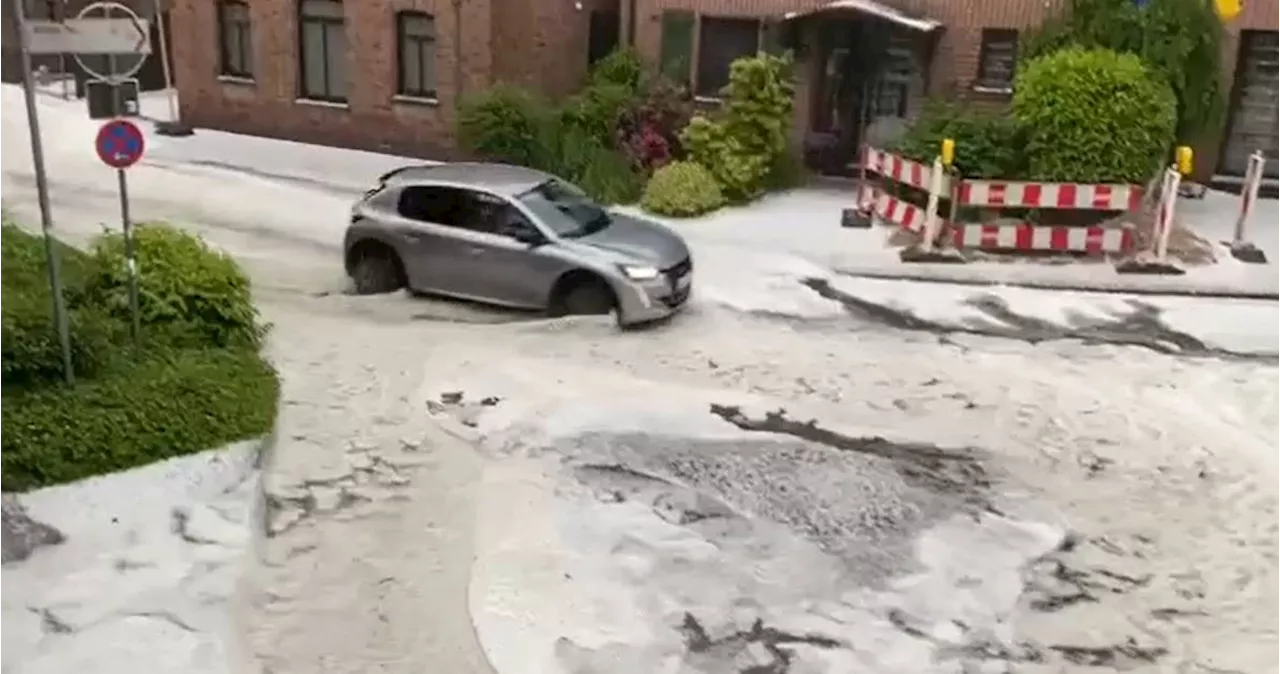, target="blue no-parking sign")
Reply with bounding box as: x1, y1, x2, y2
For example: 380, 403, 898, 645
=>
95, 118, 145, 169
